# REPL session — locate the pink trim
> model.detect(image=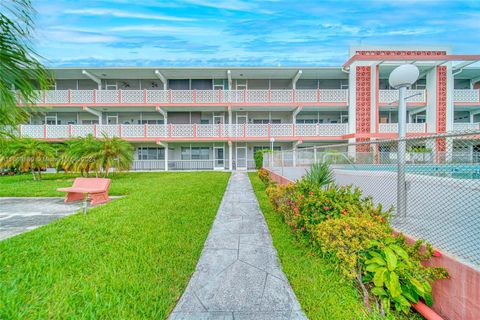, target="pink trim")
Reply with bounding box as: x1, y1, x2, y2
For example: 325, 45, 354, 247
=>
193, 123, 197, 138
68, 124, 72, 137
93, 89, 96, 104
375, 65, 379, 134
144, 124, 147, 138
344, 53, 480, 69
119, 124, 122, 138
193, 89, 197, 104
143, 89, 147, 103
264, 168, 295, 184
118, 89, 122, 103
44, 124, 47, 139
68, 89, 71, 104
93, 124, 97, 137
